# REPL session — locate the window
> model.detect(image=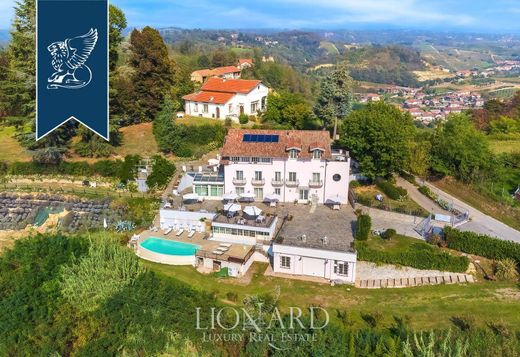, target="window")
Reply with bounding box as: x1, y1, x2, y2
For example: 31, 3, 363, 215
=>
251, 101, 259, 112
254, 187, 263, 200
333, 174, 341, 182
228, 103, 232, 113
261, 96, 267, 110
236, 170, 244, 180
334, 261, 349, 276
274, 171, 281, 181
280, 256, 291, 269
231, 156, 240, 162
288, 172, 297, 182
312, 173, 321, 182
236, 187, 244, 195
251, 157, 260, 163
288, 149, 298, 159
193, 103, 198, 112
274, 188, 281, 195
299, 189, 309, 200
312, 150, 322, 159
203, 104, 209, 113
254, 171, 262, 180
194, 185, 208, 196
